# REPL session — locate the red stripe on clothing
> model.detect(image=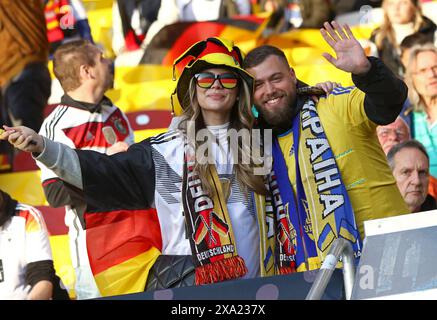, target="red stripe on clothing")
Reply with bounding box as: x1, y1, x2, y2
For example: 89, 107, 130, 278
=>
42, 178, 60, 187
62, 108, 131, 149
17, 209, 40, 233
85, 208, 162, 275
